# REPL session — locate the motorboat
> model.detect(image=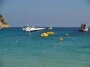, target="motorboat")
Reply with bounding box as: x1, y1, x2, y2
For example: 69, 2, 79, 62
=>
79, 23, 88, 32
23, 26, 45, 32
23, 26, 28, 30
